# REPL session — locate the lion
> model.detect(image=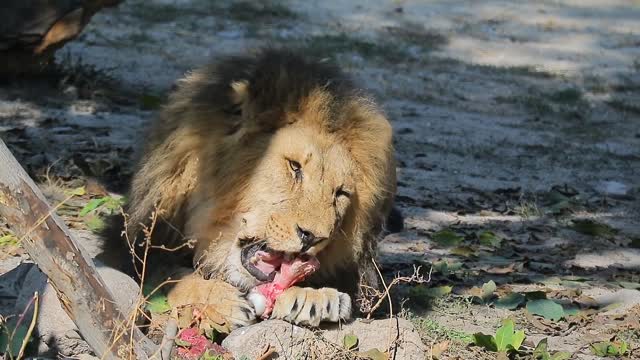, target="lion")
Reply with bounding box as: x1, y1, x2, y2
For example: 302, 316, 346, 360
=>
112, 49, 397, 329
